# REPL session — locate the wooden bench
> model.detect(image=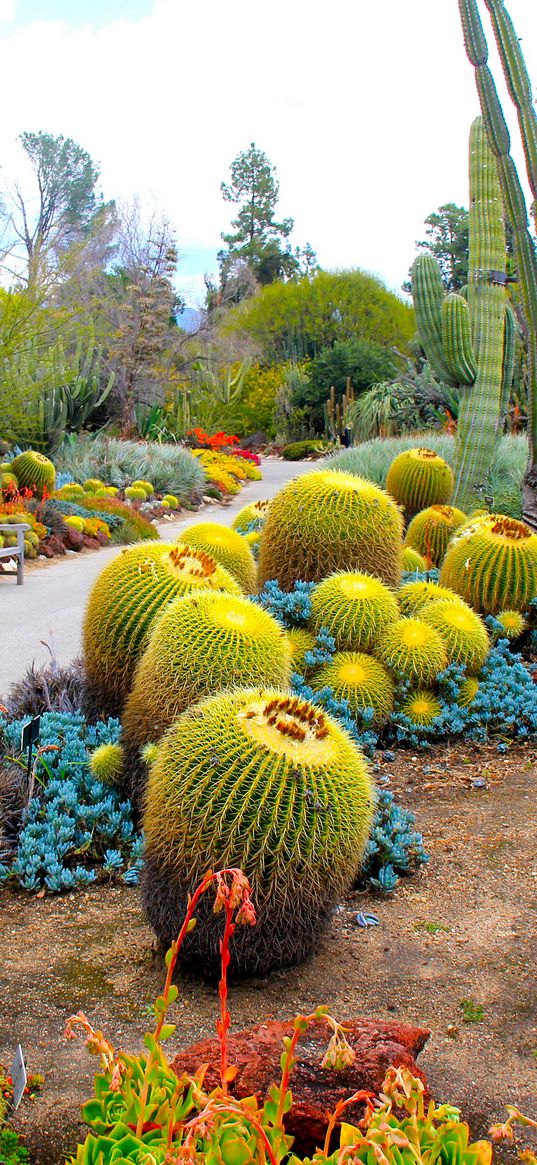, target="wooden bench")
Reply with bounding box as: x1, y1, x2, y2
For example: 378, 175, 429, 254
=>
0, 523, 30, 585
